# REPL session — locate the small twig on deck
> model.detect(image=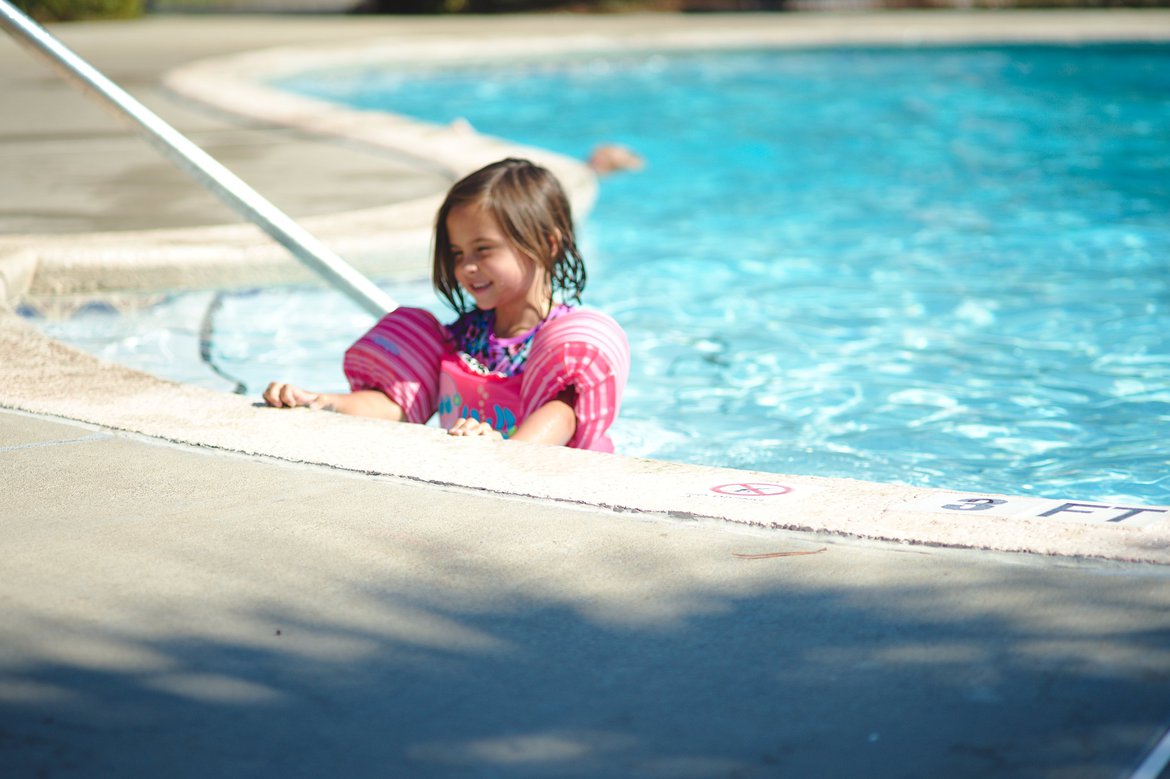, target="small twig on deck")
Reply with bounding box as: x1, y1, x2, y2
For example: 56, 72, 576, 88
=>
732, 547, 828, 559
